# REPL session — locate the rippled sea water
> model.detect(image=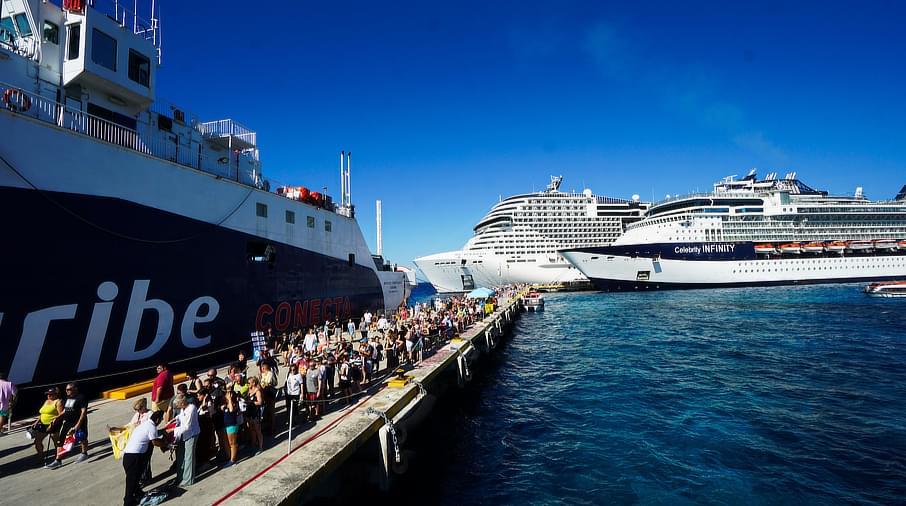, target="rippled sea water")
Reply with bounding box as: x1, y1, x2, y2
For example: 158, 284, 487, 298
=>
389, 284, 906, 505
